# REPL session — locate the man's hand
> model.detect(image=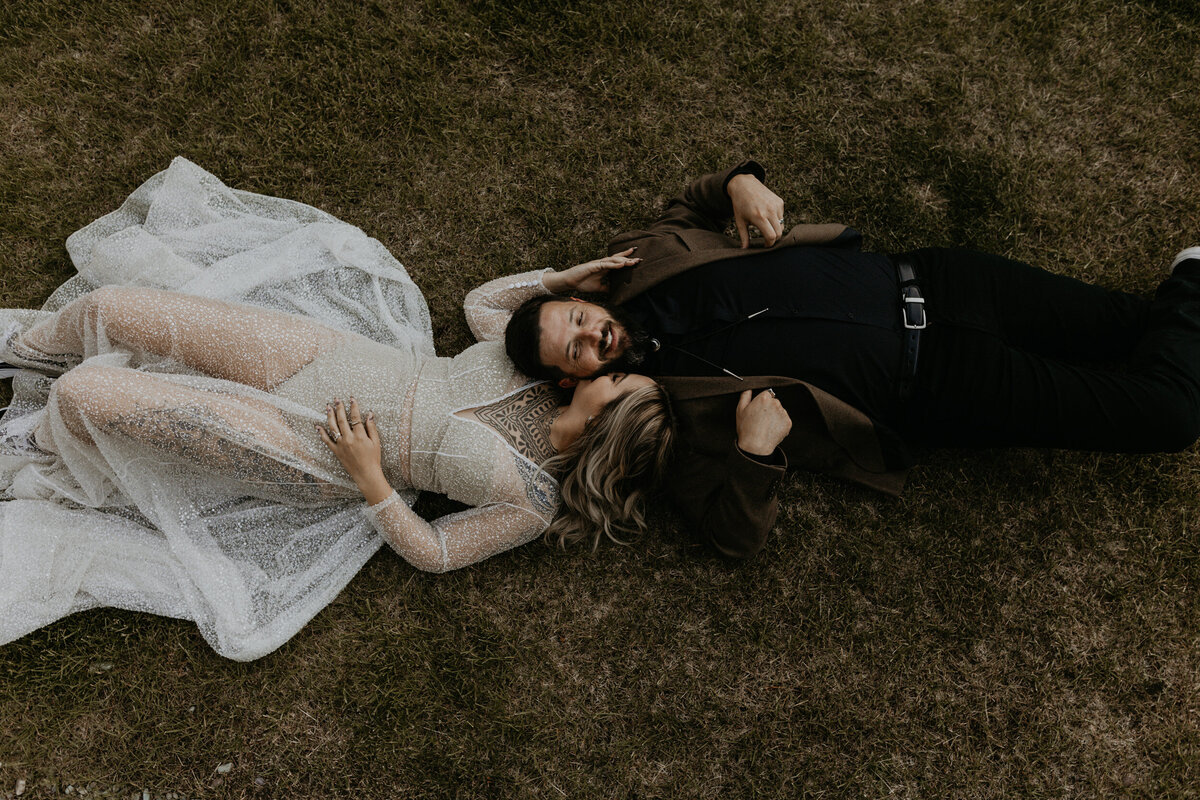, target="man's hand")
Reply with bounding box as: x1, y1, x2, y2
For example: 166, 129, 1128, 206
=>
735, 388, 792, 456
542, 248, 641, 294
727, 173, 786, 248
